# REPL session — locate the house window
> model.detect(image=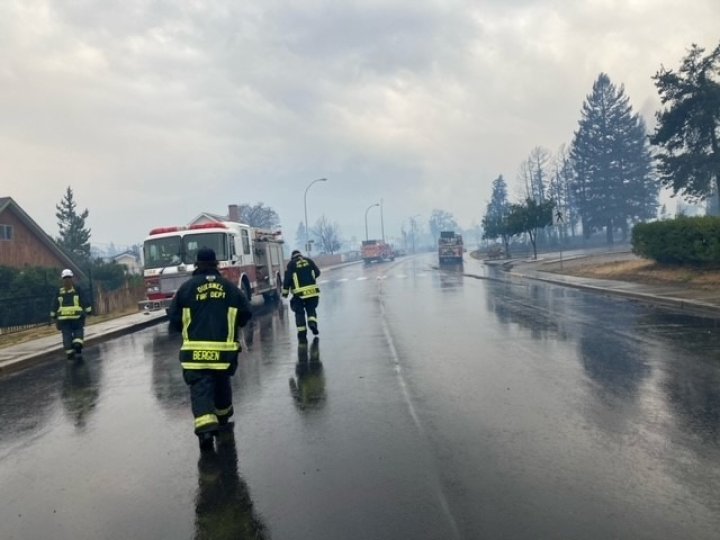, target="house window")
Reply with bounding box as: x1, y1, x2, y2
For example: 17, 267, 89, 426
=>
0, 224, 12, 241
